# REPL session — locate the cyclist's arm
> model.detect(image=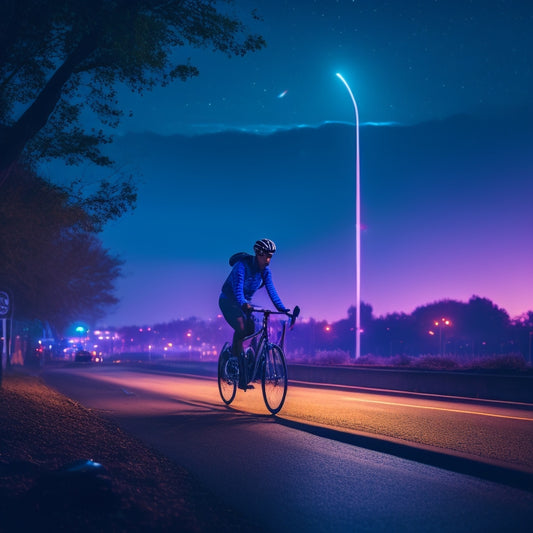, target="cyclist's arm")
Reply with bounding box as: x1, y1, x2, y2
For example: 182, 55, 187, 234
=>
230, 262, 248, 308
263, 268, 288, 312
